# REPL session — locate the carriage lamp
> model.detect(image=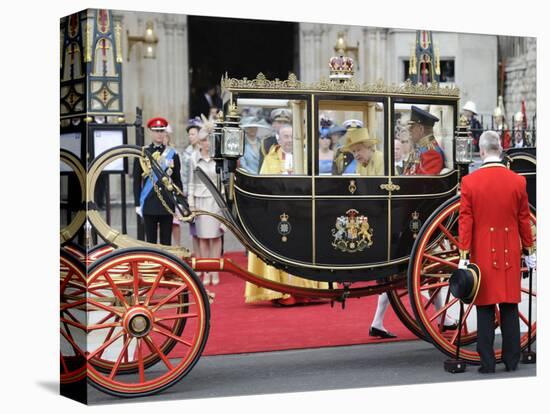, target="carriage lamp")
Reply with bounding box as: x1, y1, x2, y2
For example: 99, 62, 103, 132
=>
208, 111, 224, 160
455, 114, 474, 164
222, 102, 244, 158
127, 21, 159, 61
